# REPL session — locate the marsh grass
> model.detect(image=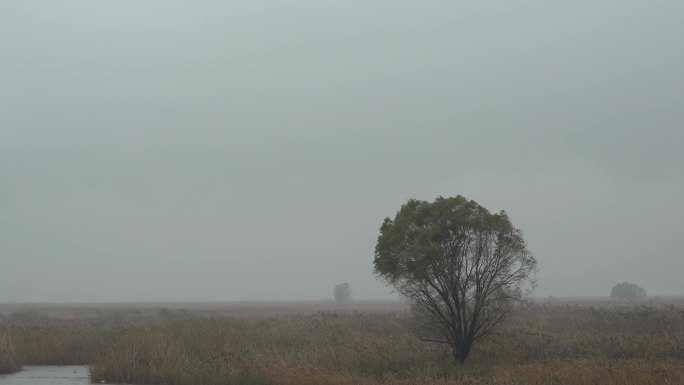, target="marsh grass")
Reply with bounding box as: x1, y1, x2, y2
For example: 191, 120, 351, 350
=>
0, 333, 21, 374
2, 303, 684, 384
